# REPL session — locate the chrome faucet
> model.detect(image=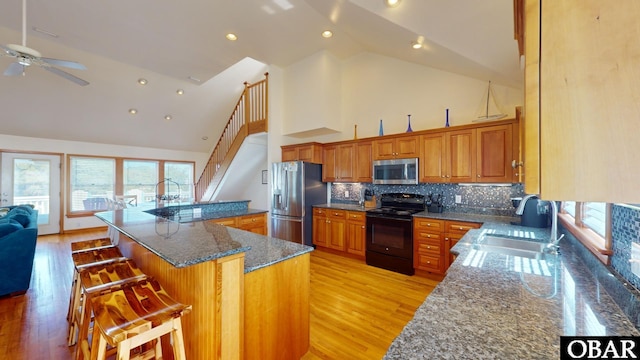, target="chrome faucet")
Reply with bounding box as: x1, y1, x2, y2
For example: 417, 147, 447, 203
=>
545, 200, 564, 253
